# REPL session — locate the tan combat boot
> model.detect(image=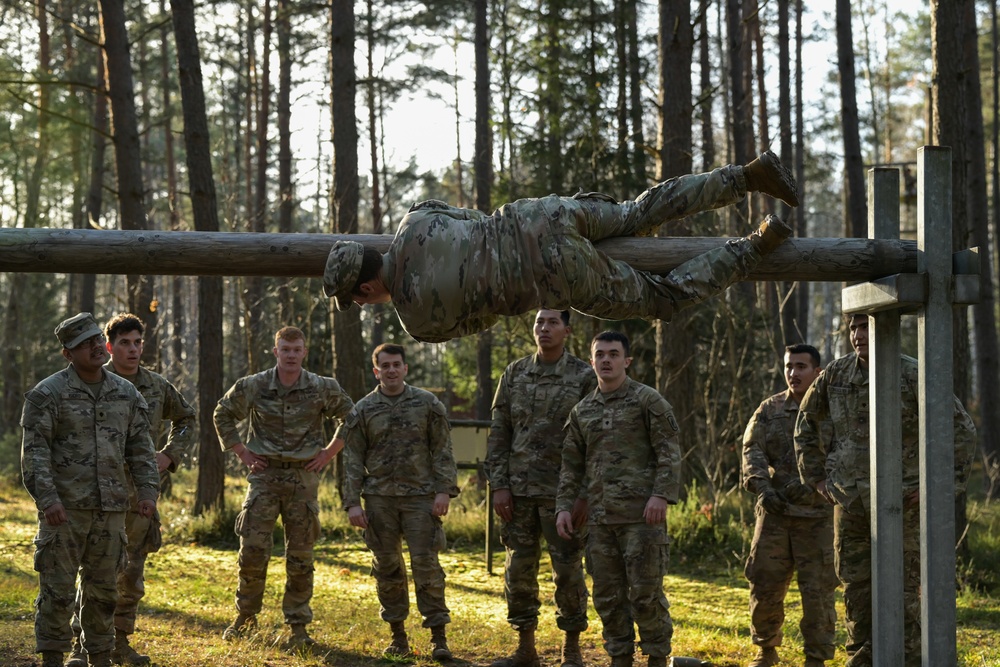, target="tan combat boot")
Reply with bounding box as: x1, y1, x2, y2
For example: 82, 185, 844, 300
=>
430, 625, 452, 661
222, 612, 257, 641
383, 621, 410, 658
490, 628, 540, 667
743, 150, 799, 207
40, 652, 64, 667
111, 630, 150, 665
66, 635, 87, 667
561, 630, 583, 667
746, 215, 793, 257
288, 624, 317, 650
747, 646, 780, 667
